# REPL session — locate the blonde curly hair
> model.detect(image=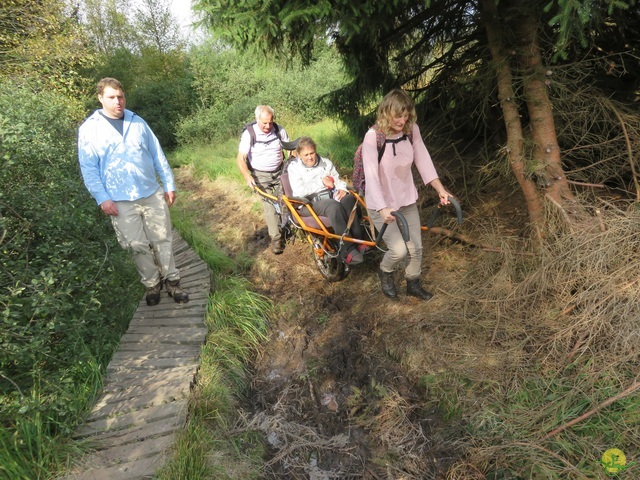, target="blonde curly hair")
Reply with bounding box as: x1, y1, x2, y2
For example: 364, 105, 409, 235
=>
375, 89, 417, 136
